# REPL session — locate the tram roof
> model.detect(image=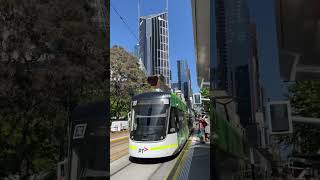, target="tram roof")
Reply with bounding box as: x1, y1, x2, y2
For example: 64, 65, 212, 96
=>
132, 92, 187, 112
